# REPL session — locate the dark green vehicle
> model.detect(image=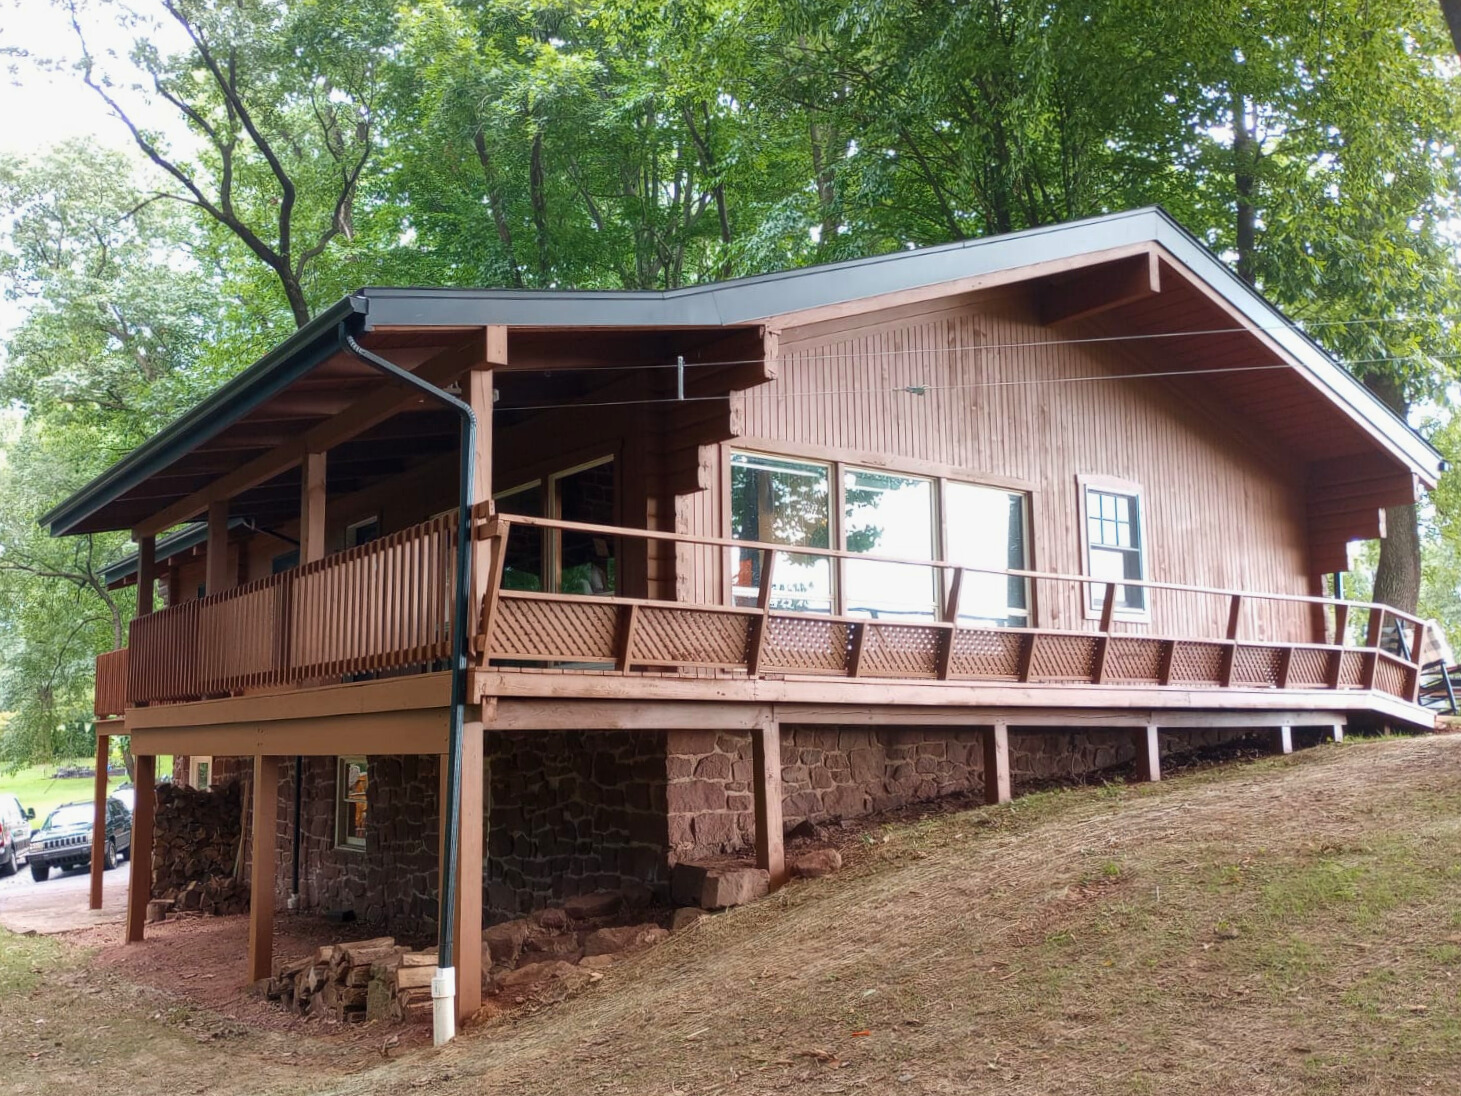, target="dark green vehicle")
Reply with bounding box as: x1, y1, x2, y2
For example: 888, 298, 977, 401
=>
29, 798, 132, 882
